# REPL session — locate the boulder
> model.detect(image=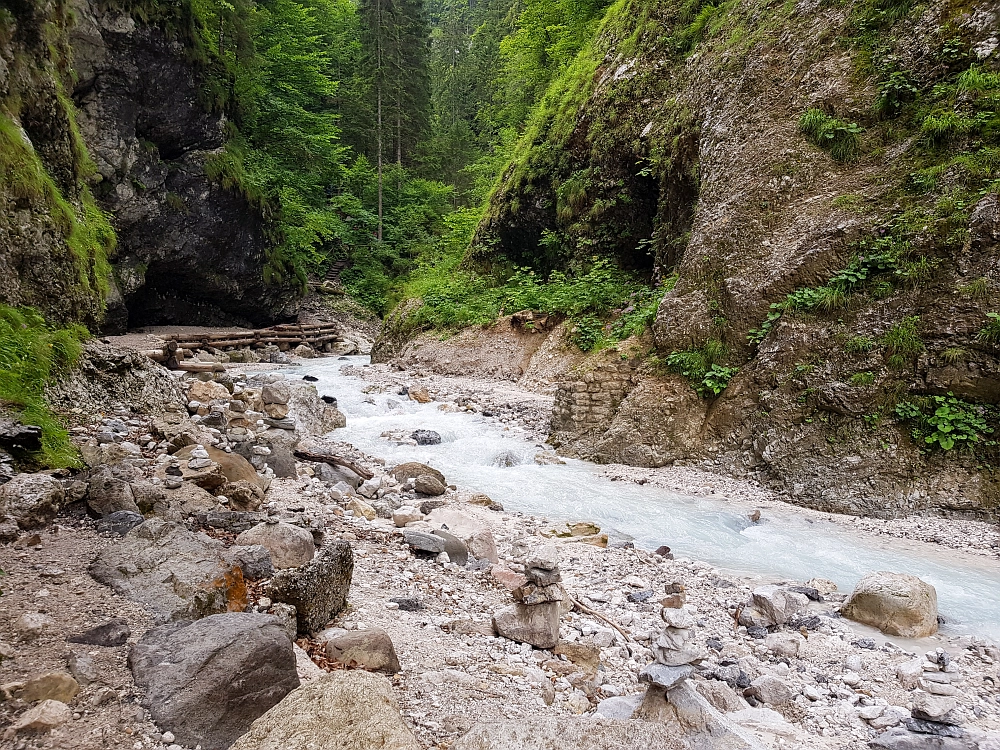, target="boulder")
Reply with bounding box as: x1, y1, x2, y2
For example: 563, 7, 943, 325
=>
229, 671, 420, 750
841, 572, 938, 638
414, 474, 447, 496
493, 602, 561, 649
286, 383, 347, 434
189, 380, 230, 403
411, 429, 441, 445
870, 727, 974, 749
262, 382, 291, 405
453, 717, 687, 750
85, 466, 140, 517
432, 529, 469, 565
408, 387, 432, 403
266, 540, 354, 634
390, 462, 445, 485
749, 675, 794, 705
223, 480, 266, 512
402, 530, 446, 554
0, 473, 64, 529
154, 482, 220, 519
96, 509, 145, 536
393, 506, 423, 527
20, 672, 80, 703
324, 628, 401, 673
741, 586, 809, 628
911, 692, 959, 724
13, 700, 72, 733
129, 613, 299, 750
89, 519, 247, 623
316, 463, 362, 488
231, 545, 276, 580
346, 496, 376, 520
175, 445, 265, 489
235, 522, 315, 569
